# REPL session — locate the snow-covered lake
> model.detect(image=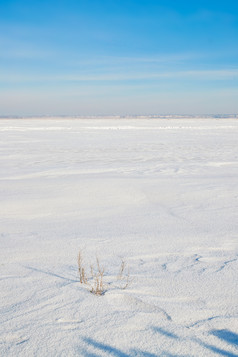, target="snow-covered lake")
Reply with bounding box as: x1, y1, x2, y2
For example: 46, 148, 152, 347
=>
1, 118, 238, 356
